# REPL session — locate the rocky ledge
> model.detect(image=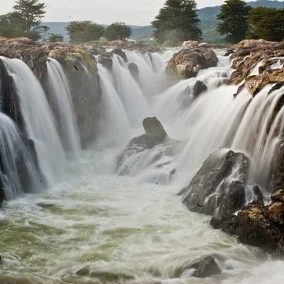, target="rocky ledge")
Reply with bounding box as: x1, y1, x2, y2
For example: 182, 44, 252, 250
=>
167, 41, 218, 79
211, 189, 284, 255
229, 39, 284, 96
180, 148, 284, 255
